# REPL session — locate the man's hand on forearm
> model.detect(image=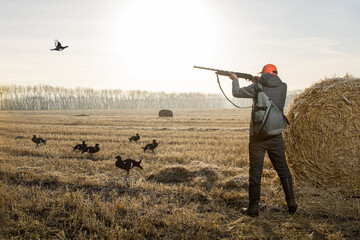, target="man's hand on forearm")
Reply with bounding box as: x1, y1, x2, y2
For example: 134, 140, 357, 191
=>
229, 73, 238, 80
